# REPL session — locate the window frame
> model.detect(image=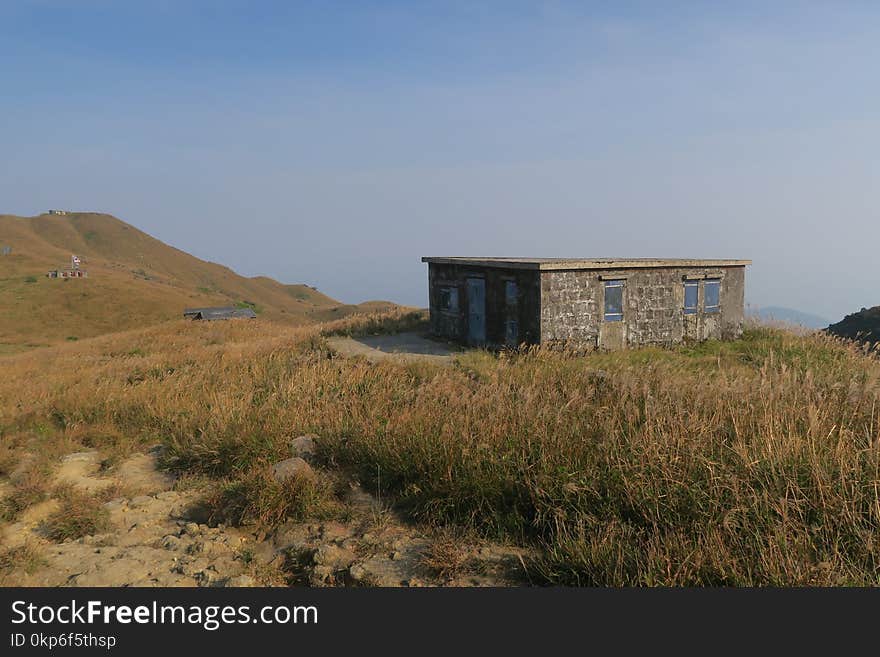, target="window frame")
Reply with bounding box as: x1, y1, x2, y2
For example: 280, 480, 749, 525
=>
437, 285, 459, 313
603, 279, 625, 322
703, 278, 721, 314
683, 280, 699, 315
504, 280, 518, 306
